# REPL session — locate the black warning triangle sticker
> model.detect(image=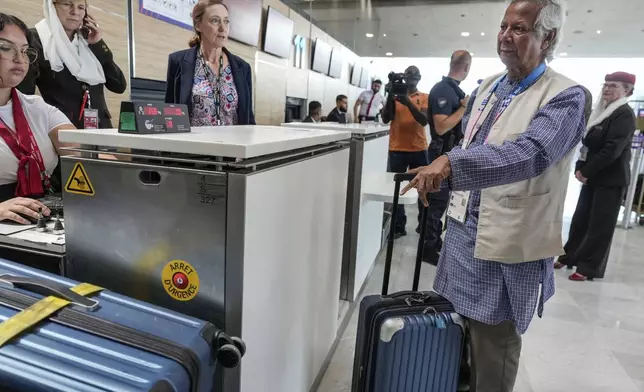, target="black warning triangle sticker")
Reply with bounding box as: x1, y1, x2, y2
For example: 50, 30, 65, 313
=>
65, 162, 95, 196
